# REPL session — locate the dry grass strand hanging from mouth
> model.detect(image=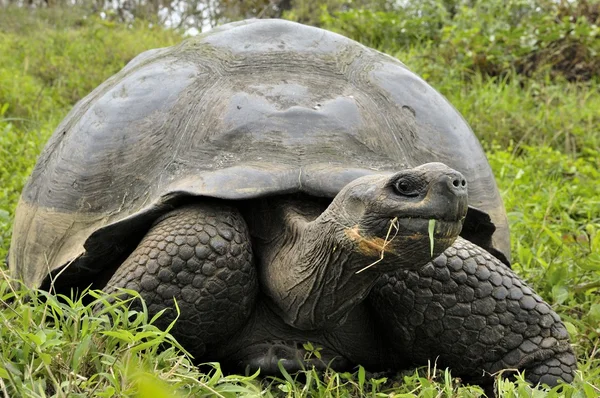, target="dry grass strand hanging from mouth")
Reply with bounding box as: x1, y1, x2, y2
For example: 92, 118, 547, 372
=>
355, 217, 399, 274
